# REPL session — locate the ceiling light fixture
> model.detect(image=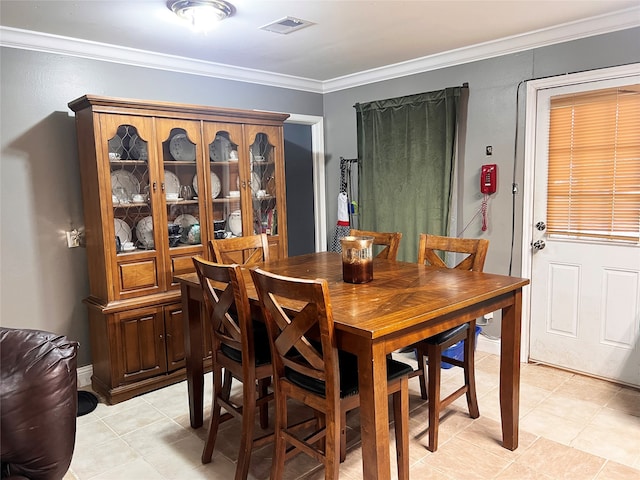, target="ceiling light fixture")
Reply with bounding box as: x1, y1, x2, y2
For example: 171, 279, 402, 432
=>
167, 0, 234, 32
